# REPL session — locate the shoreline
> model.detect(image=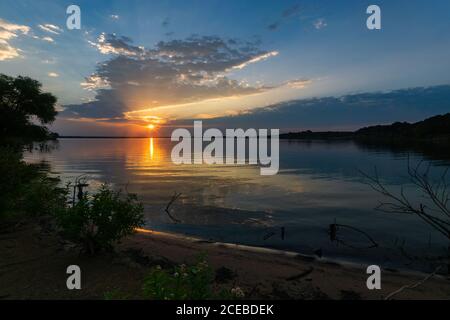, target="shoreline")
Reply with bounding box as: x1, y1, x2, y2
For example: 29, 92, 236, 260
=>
135, 228, 448, 280
122, 227, 450, 300
1, 220, 449, 299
